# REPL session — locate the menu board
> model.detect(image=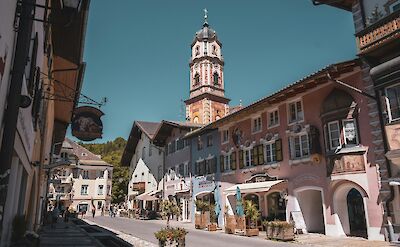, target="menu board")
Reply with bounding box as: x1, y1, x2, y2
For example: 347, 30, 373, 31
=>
290, 211, 307, 234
